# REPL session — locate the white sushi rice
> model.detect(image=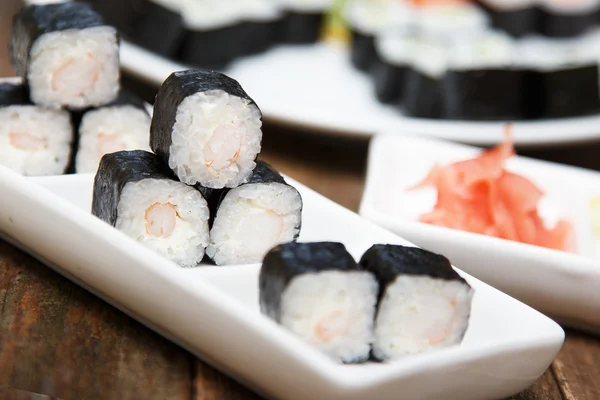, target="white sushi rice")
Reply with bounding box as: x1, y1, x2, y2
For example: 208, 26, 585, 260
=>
376, 32, 417, 66
169, 89, 262, 188
28, 26, 119, 109
276, 0, 333, 13
0, 105, 72, 176
515, 36, 594, 70
541, 0, 600, 14
447, 30, 515, 70
241, 0, 283, 22
181, 0, 243, 29
409, 38, 447, 79
417, 3, 489, 40
75, 105, 151, 173
345, 0, 414, 35
116, 179, 210, 268
373, 276, 473, 361
207, 182, 302, 265
280, 271, 378, 363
